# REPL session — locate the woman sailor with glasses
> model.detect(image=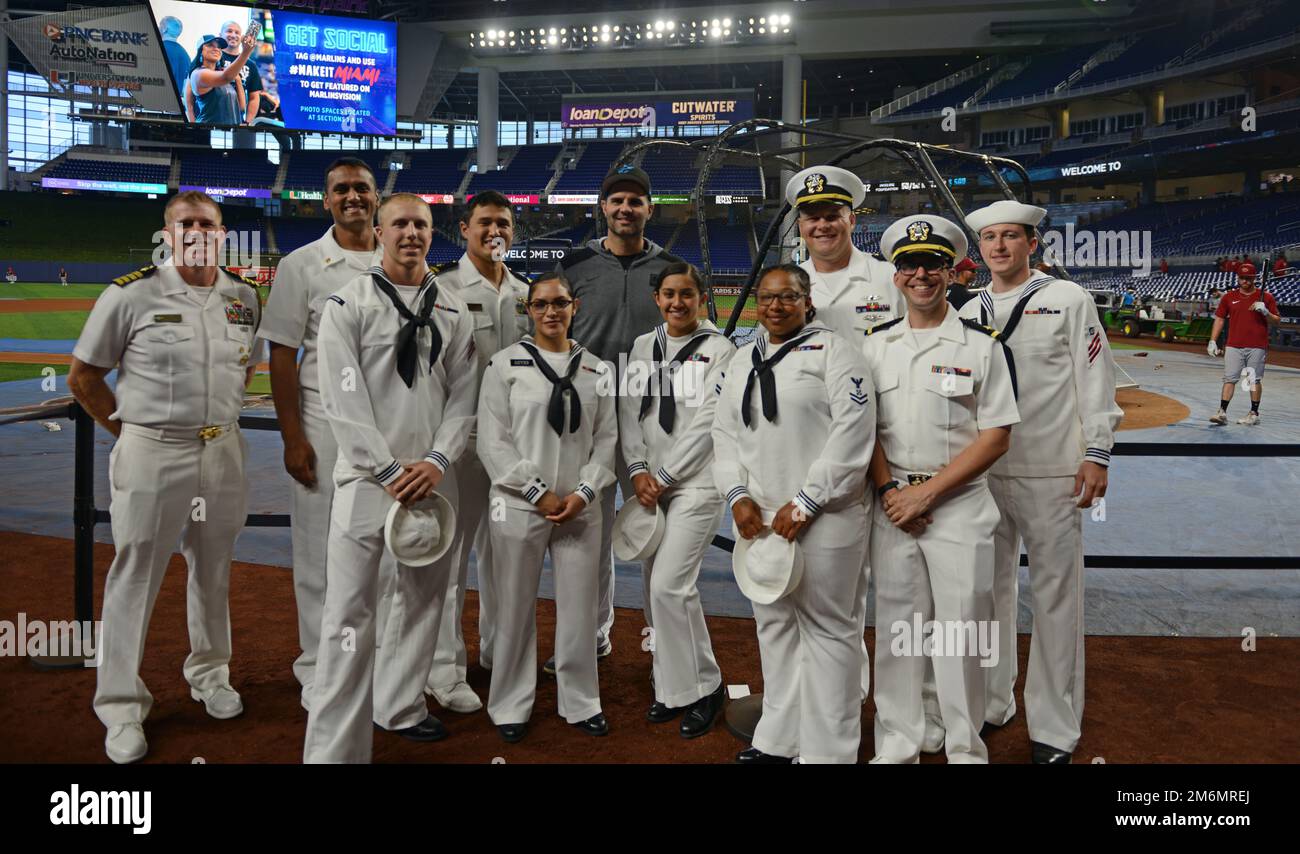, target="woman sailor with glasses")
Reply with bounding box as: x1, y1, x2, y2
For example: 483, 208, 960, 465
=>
711, 263, 876, 764
475, 271, 618, 744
